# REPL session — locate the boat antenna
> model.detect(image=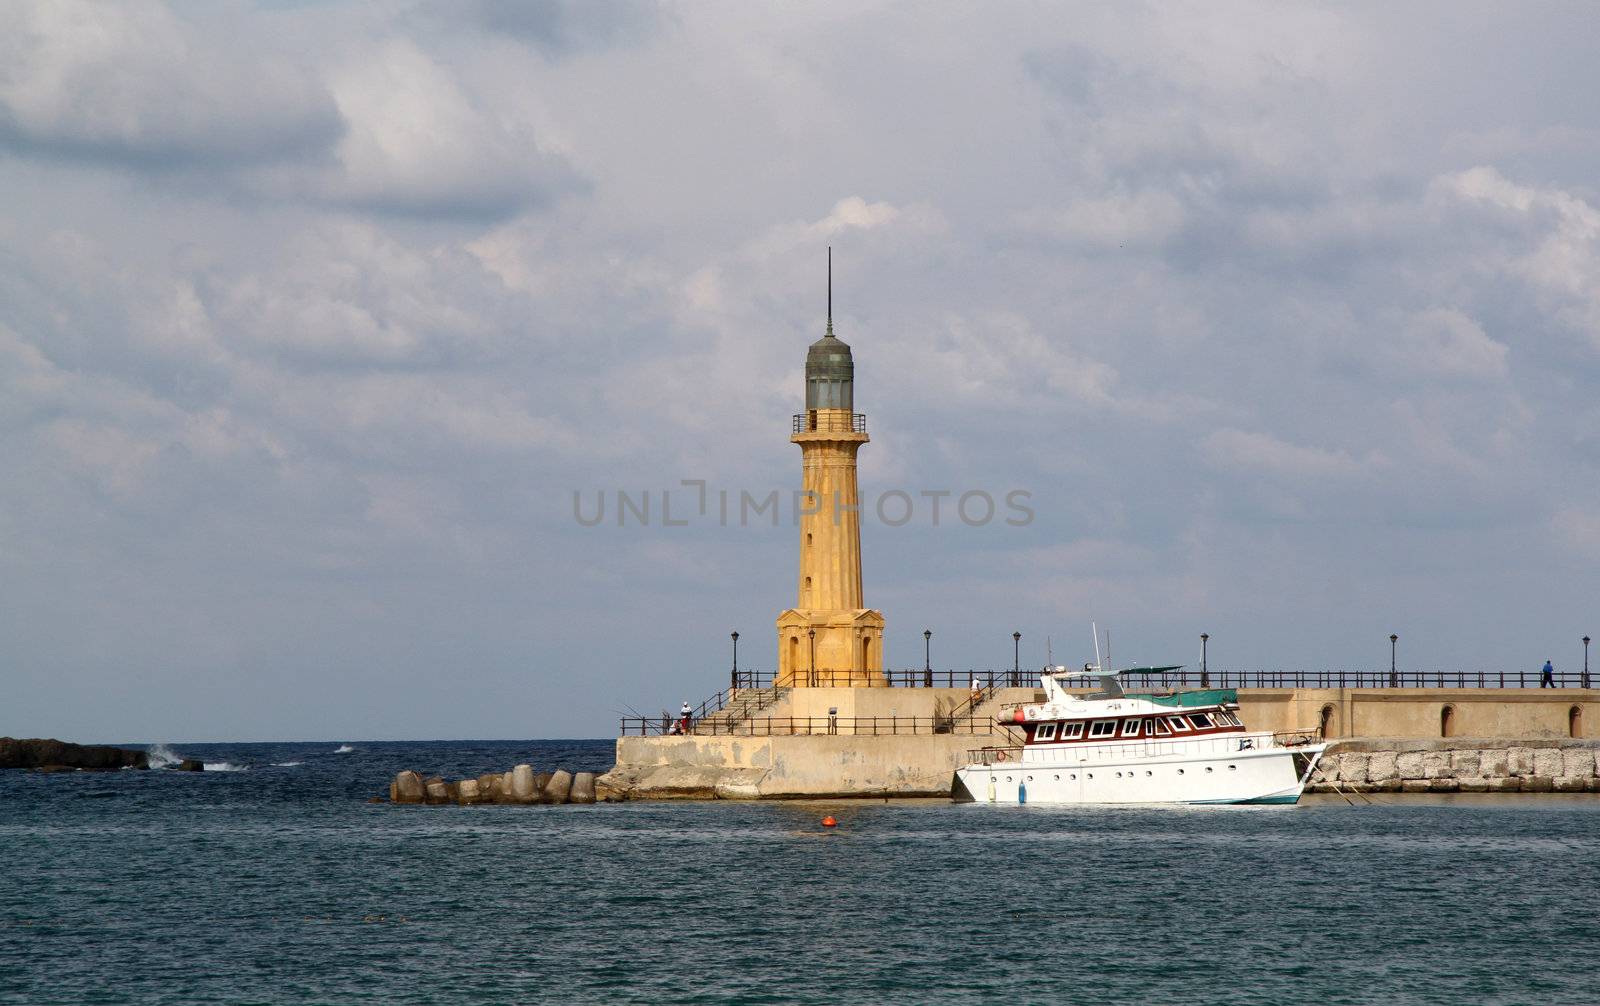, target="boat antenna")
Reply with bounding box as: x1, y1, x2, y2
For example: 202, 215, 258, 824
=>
1046, 635, 1053, 668
1092, 622, 1102, 675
